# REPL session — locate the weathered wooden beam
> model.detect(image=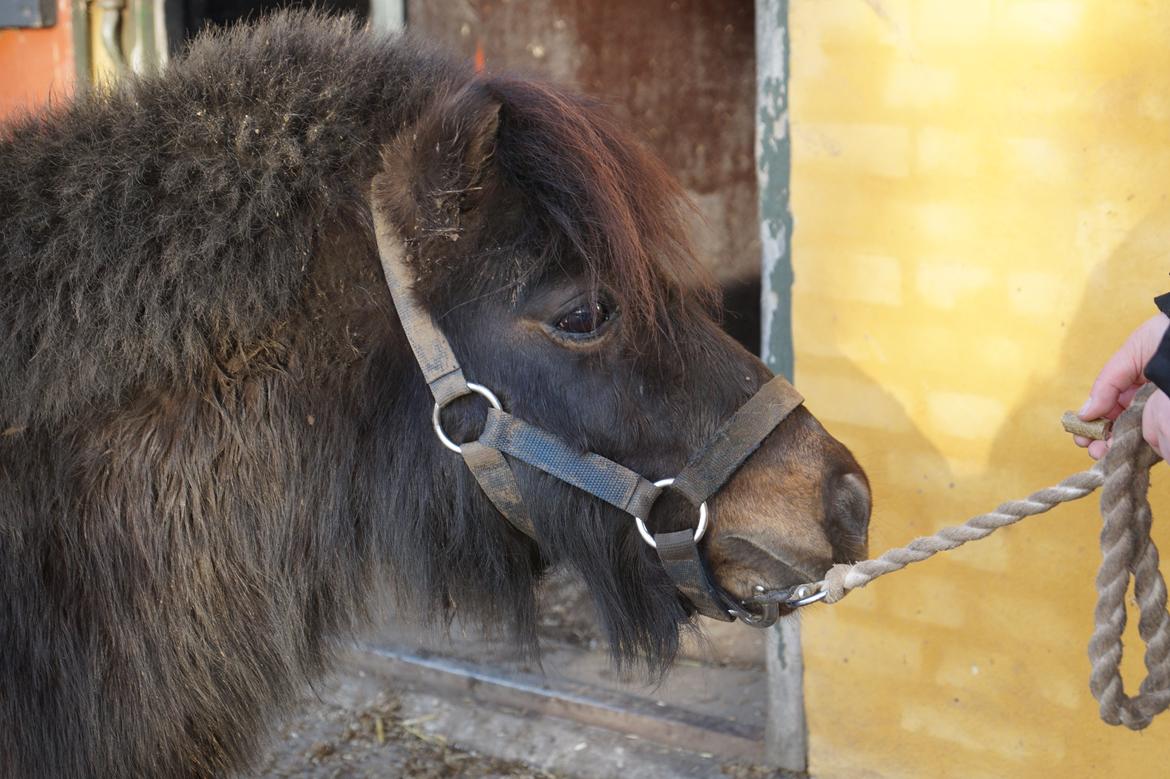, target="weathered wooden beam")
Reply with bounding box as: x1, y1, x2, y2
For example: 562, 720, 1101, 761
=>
350, 642, 765, 761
